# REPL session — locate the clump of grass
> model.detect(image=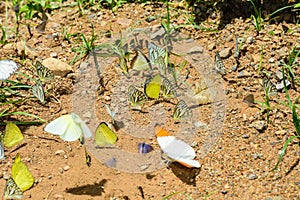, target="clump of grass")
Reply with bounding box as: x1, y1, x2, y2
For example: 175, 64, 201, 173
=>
273, 68, 300, 170
248, 0, 263, 33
